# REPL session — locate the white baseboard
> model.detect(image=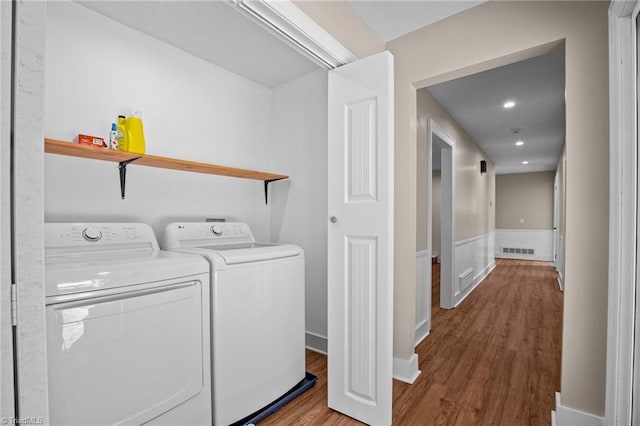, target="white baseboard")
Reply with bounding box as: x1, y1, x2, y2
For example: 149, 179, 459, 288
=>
496, 253, 554, 261
552, 392, 604, 426
557, 271, 564, 292
393, 353, 421, 384
414, 326, 429, 348
305, 331, 327, 355
474, 260, 496, 283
